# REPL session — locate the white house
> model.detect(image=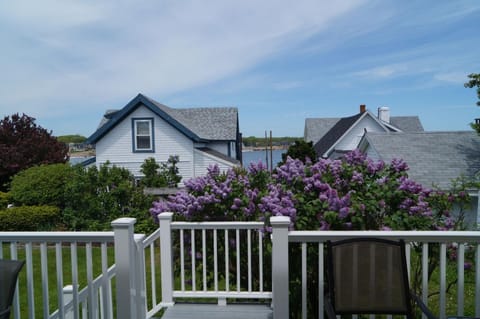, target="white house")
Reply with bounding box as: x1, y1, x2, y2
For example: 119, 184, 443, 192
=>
304, 105, 423, 159
86, 94, 242, 183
